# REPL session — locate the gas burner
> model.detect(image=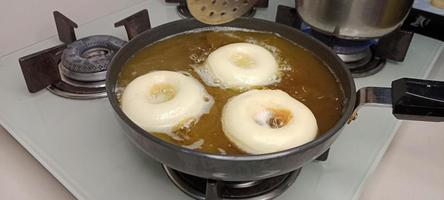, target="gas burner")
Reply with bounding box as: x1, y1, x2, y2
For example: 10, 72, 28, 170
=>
342, 49, 386, 78
307, 30, 376, 55
60, 35, 126, 82
304, 29, 387, 78
306, 34, 386, 77
337, 49, 372, 63
19, 10, 151, 100
45, 35, 127, 99
334, 46, 387, 78
163, 165, 300, 200
275, 5, 414, 78
166, 0, 268, 19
